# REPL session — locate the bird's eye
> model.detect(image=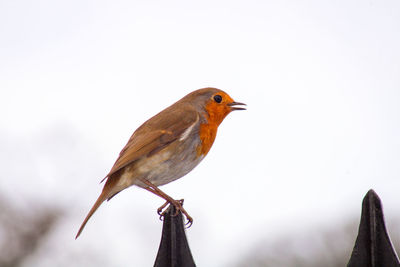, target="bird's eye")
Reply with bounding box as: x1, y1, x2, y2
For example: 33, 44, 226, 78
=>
213, 95, 222, 103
